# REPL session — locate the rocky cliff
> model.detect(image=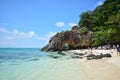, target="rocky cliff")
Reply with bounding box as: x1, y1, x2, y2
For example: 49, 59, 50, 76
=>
41, 29, 92, 51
